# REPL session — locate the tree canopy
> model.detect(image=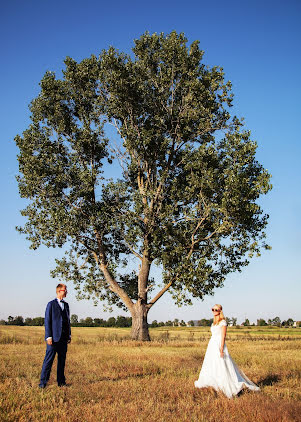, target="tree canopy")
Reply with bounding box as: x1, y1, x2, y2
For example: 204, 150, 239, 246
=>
15, 31, 271, 340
